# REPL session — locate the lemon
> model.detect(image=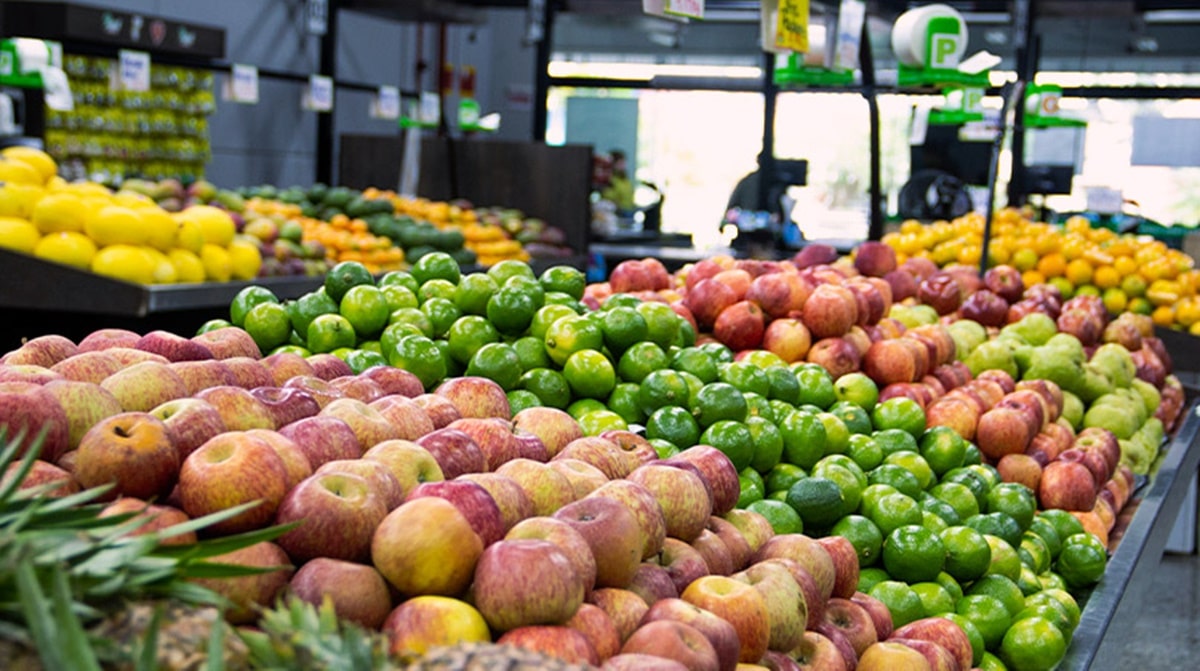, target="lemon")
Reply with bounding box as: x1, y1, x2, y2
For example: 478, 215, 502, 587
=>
0, 183, 45, 218
228, 238, 263, 280
0, 217, 40, 253
0, 158, 44, 185
65, 182, 112, 198
92, 244, 155, 284
31, 192, 88, 234
168, 249, 206, 283
113, 190, 155, 208
33, 231, 97, 269
180, 205, 235, 247
143, 247, 178, 284
44, 176, 69, 191
200, 243, 233, 282
174, 217, 204, 254
2, 147, 57, 183
139, 207, 177, 251
85, 206, 147, 247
